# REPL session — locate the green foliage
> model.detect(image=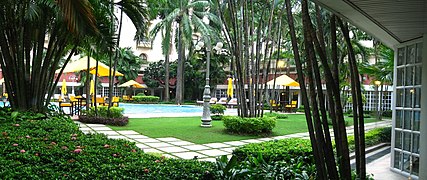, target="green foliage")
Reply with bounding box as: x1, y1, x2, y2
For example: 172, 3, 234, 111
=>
0, 108, 216, 179
100, 47, 144, 84
136, 93, 146, 96
296, 105, 305, 112
228, 138, 315, 179
264, 112, 288, 119
84, 106, 124, 118
132, 96, 160, 103
347, 127, 391, 152
222, 116, 276, 135
210, 104, 226, 115
382, 110, 392, 118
